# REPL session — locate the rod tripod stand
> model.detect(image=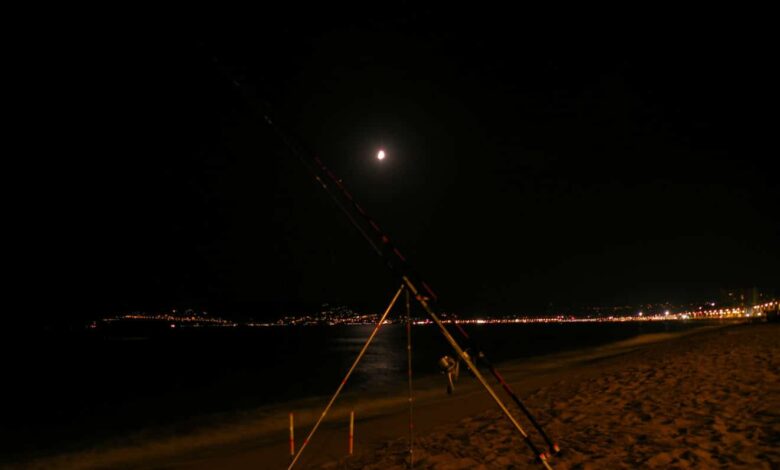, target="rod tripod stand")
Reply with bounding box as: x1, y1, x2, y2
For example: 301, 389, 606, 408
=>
288, 281, 555, 470
207, 53, 560, 470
